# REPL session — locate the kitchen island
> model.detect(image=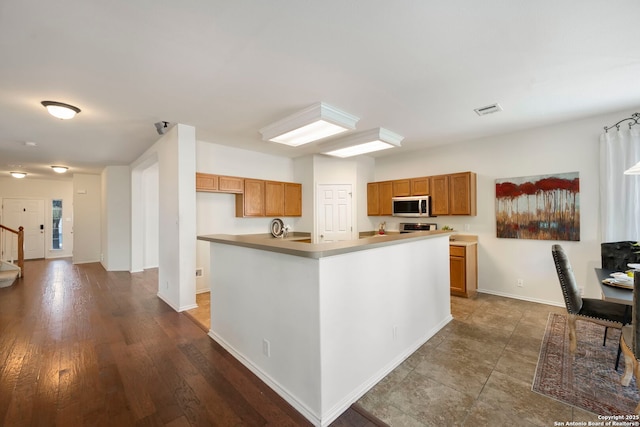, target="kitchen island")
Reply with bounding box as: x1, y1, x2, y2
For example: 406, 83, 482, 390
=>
197, 230, 452, 426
